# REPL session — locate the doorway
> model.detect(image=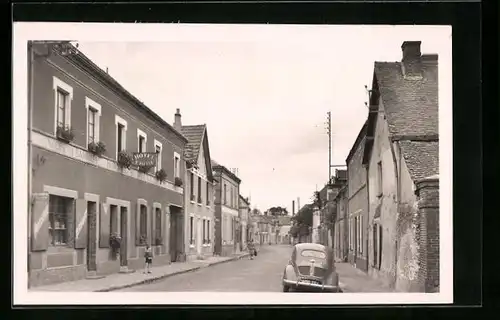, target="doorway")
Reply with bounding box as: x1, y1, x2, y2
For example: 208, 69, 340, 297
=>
120, 207, 128, 267
86, 201, 97, 271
